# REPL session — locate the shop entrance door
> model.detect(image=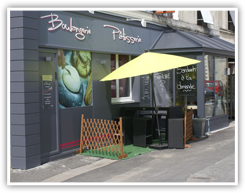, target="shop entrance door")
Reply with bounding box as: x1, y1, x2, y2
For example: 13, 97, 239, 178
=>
39, 51, 59, 162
